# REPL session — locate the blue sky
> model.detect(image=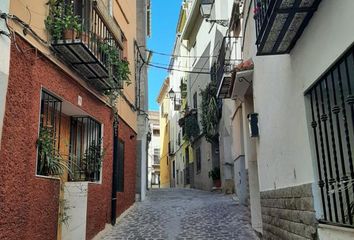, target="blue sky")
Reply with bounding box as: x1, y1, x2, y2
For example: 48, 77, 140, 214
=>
147, 0, 182, 110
